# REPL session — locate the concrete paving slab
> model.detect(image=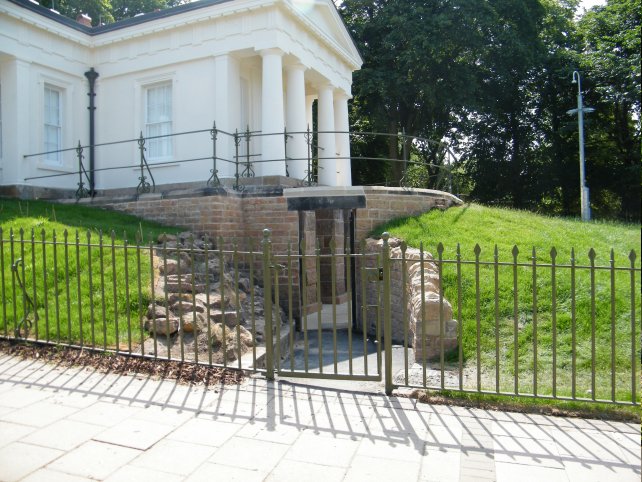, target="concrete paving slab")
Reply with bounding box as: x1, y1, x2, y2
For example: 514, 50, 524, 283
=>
128, 439, 216, 475
92, 418, 175, 450
0, 352, 638, 482
0, 442, 64, 482
21, 419, 103, 451
47, 440, 141, 480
